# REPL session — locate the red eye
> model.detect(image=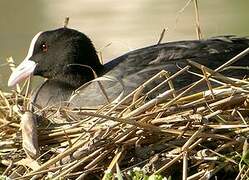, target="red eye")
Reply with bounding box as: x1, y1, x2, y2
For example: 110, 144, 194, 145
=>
41, 43, 48, 52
